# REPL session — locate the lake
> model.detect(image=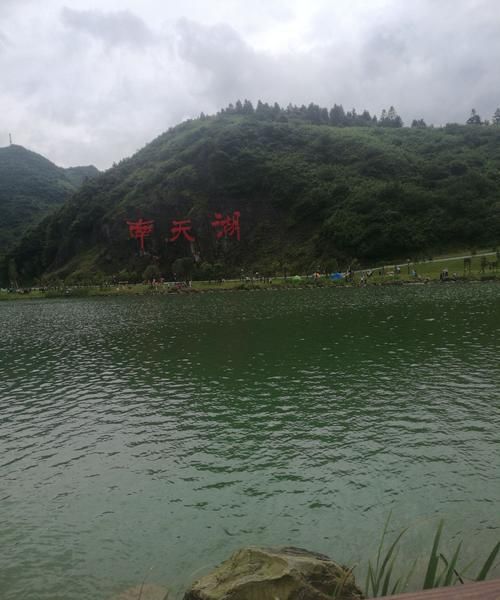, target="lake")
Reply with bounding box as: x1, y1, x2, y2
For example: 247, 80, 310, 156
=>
0, 285, 499, 599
